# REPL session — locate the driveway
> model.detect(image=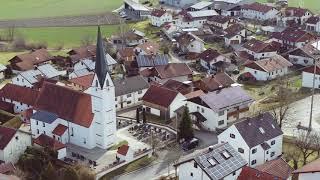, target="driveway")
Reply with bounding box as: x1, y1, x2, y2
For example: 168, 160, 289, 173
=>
194, 130, 218, 148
